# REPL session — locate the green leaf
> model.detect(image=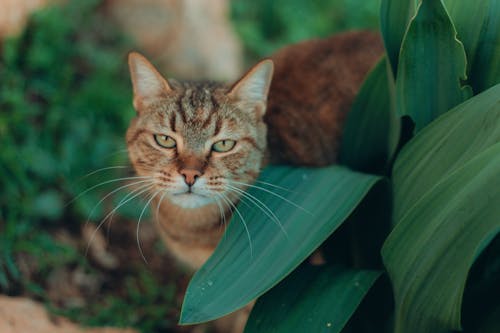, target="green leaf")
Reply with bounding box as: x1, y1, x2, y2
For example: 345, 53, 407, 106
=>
383, 84, 500, 332
443, 0, 500, 92
382, 143, 500, 333
340, 57, 399, 174
245, 265, 381, 333
395, 0, 470, 131
380, 0, 500, 91
393, 83, 500, 222
180, 166, 381, 324
380, 0, 418, 75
